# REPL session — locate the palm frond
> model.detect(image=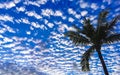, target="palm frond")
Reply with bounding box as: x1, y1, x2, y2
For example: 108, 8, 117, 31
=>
82, 18, 95, 39
64, 31, 90, 45
108, 15, 120, 30
95, 14, 119, 40
72, 25, 81, 32
80, 45, 95, 71
98, 9, 109, 26
96, 23, 109, 39
103, 34, 120, 44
